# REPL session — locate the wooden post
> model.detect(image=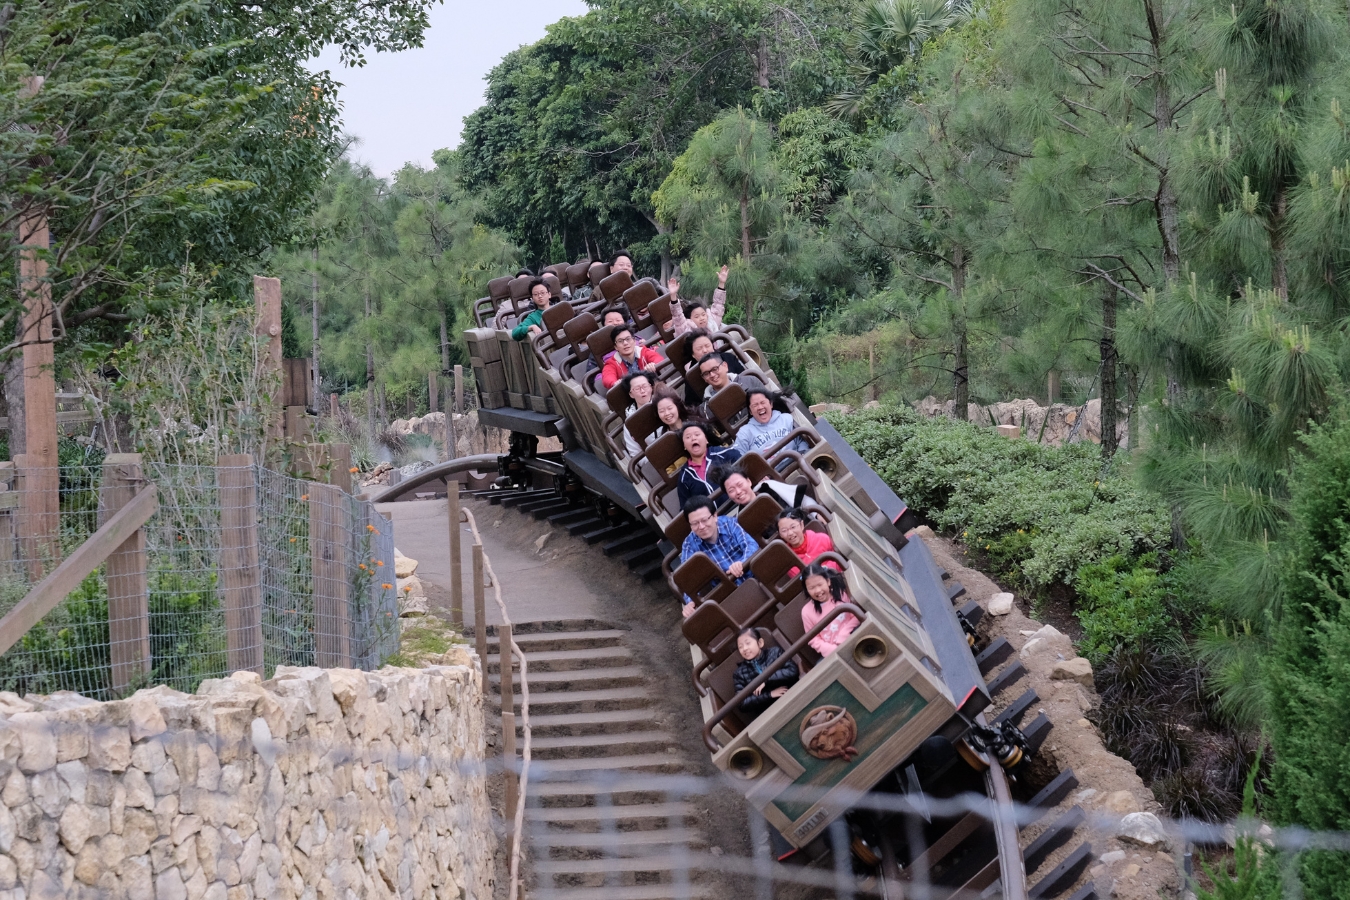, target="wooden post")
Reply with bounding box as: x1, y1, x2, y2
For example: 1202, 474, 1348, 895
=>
101, 454, 151, 695
329, 393, 340, 418
454, 364, 464, 416
0, 462, 16, 576
310, 482, 350, 667
448, 483, 463, 625
17, 78, 59, 579
499, 622, 518, 823
473, 543, 487, 696
254, 276, 284, 446
1048, 370, 1061, 406
330, 443, 353, 493
218, 454, 263, 676
429, 372, 439, 413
